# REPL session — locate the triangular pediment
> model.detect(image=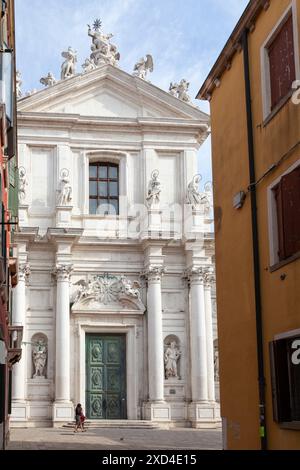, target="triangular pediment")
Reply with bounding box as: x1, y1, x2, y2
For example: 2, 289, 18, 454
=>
17, 65, 208, 121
